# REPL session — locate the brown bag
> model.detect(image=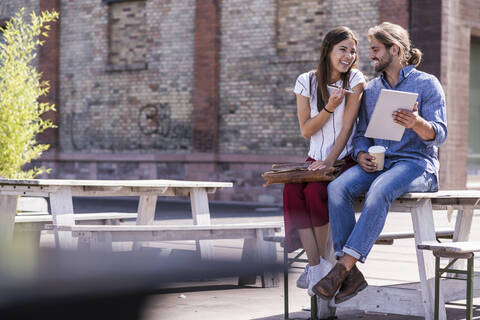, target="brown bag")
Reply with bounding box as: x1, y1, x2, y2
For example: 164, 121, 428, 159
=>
261, 159, 346, 186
